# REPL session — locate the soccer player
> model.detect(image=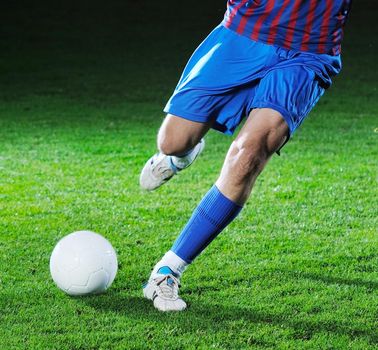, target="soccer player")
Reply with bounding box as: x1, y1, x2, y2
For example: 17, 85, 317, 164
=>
141, 0, 352, 311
